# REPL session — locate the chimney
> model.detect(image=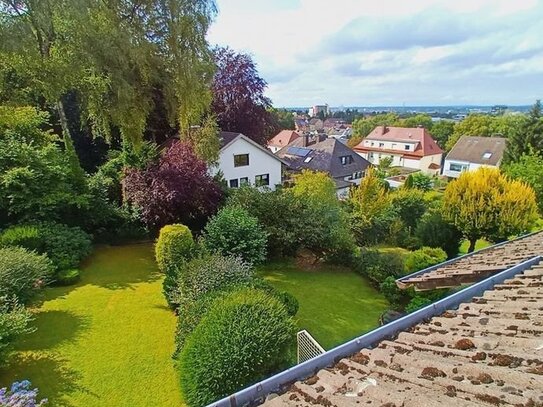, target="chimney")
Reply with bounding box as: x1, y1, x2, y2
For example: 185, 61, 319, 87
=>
302, 133, 309, 147
383, 125, 389, 134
